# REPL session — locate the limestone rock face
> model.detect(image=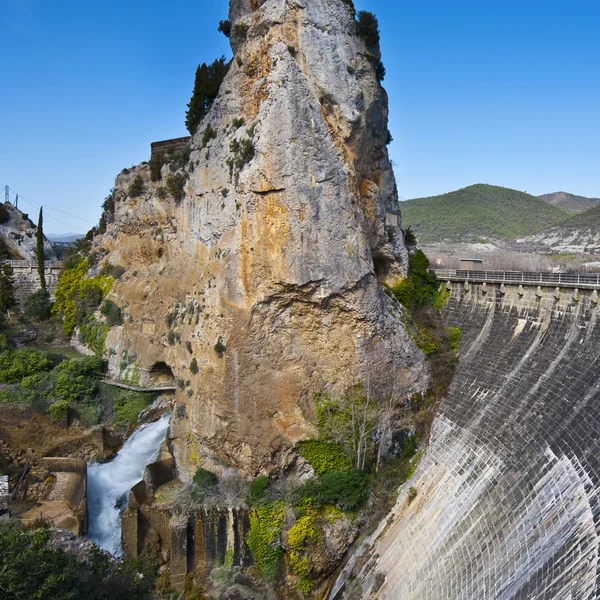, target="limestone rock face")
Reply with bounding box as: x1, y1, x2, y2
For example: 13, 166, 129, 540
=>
0, 203, 56, 261
97, 0, 428, 474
